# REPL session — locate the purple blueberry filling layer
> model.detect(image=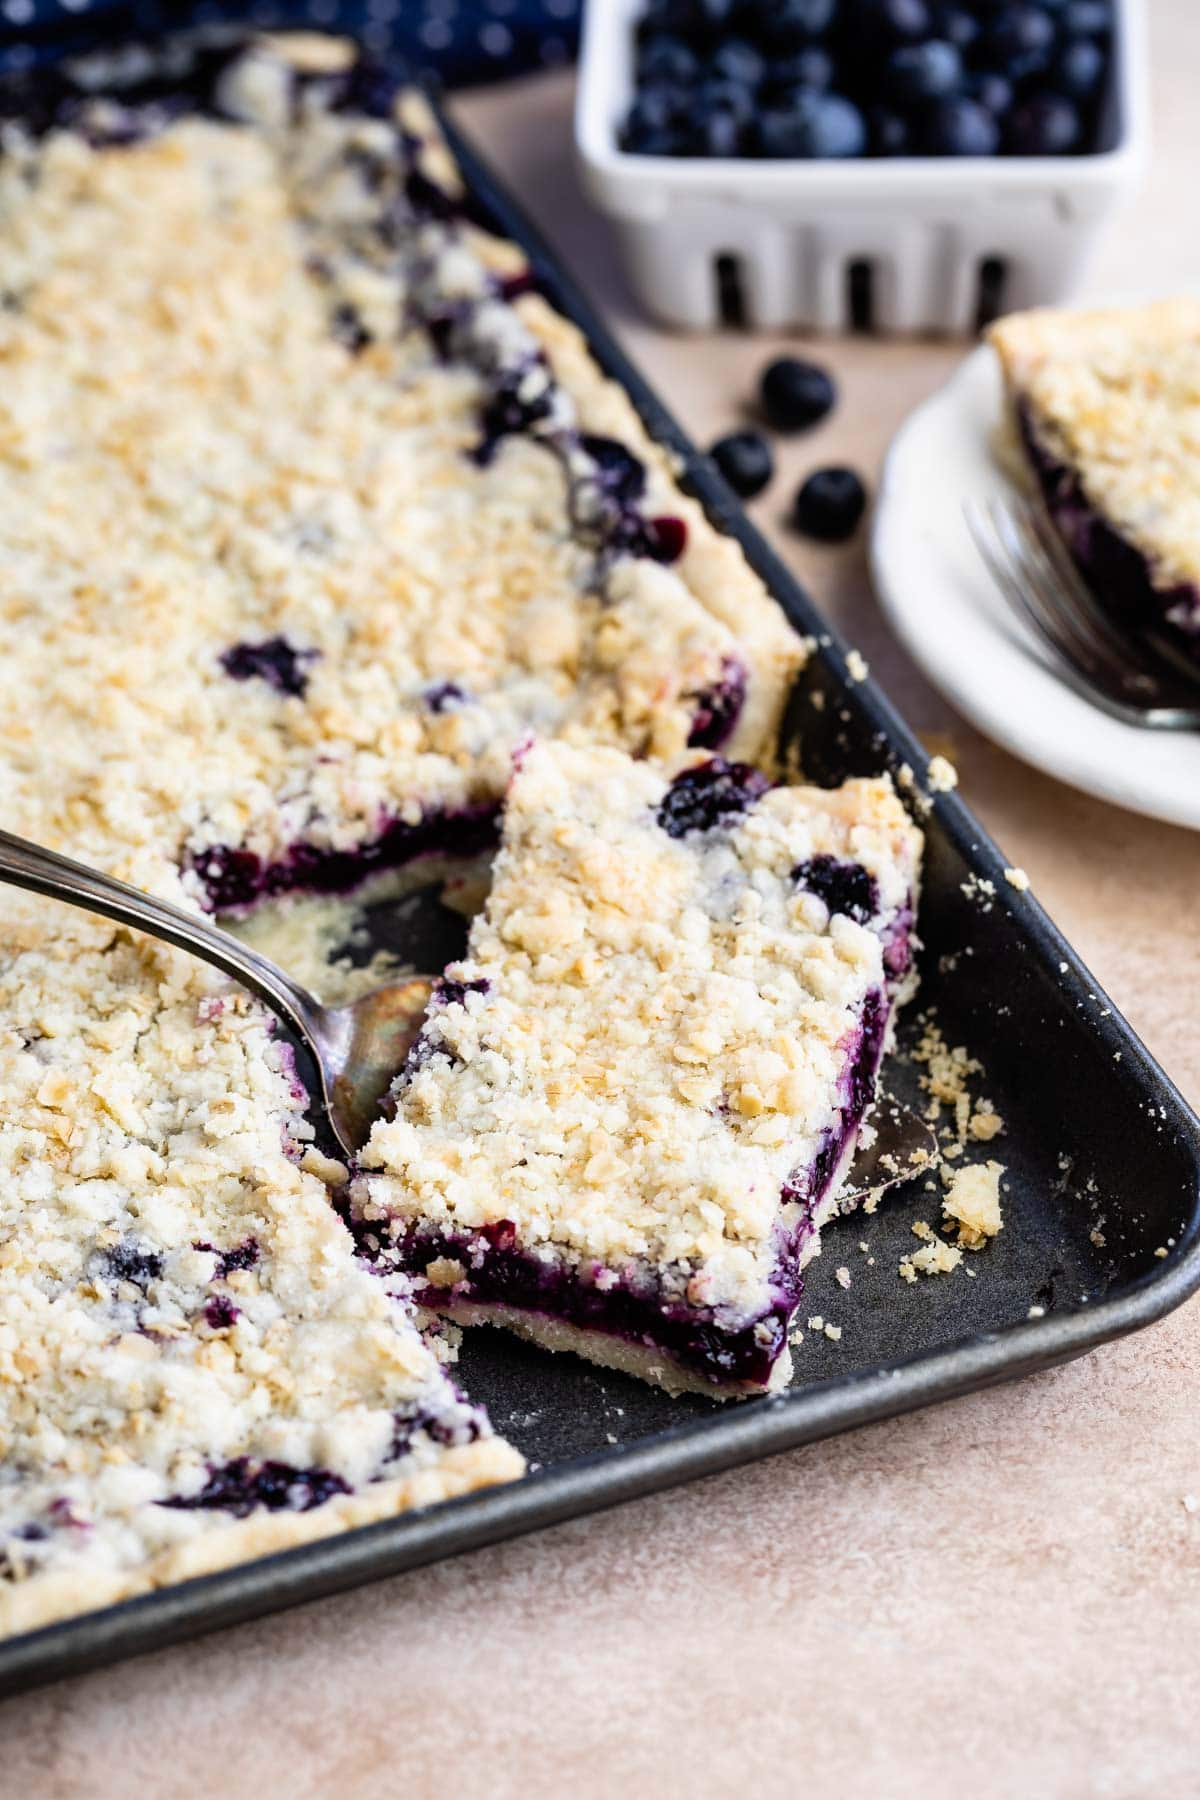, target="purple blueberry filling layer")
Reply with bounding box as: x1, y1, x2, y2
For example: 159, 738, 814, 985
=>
356, 986, 893, 1391
187, 802, 500, 914
1019, 404, 1200, 667
159, 1458, 350, 1518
